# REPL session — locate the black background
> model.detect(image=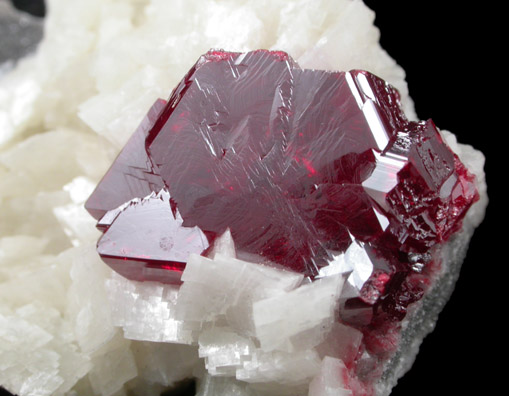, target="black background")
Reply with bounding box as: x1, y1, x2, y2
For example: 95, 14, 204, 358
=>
363, 1, 499, 395
11, 0, 45, 17
2, 1, 500, 396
